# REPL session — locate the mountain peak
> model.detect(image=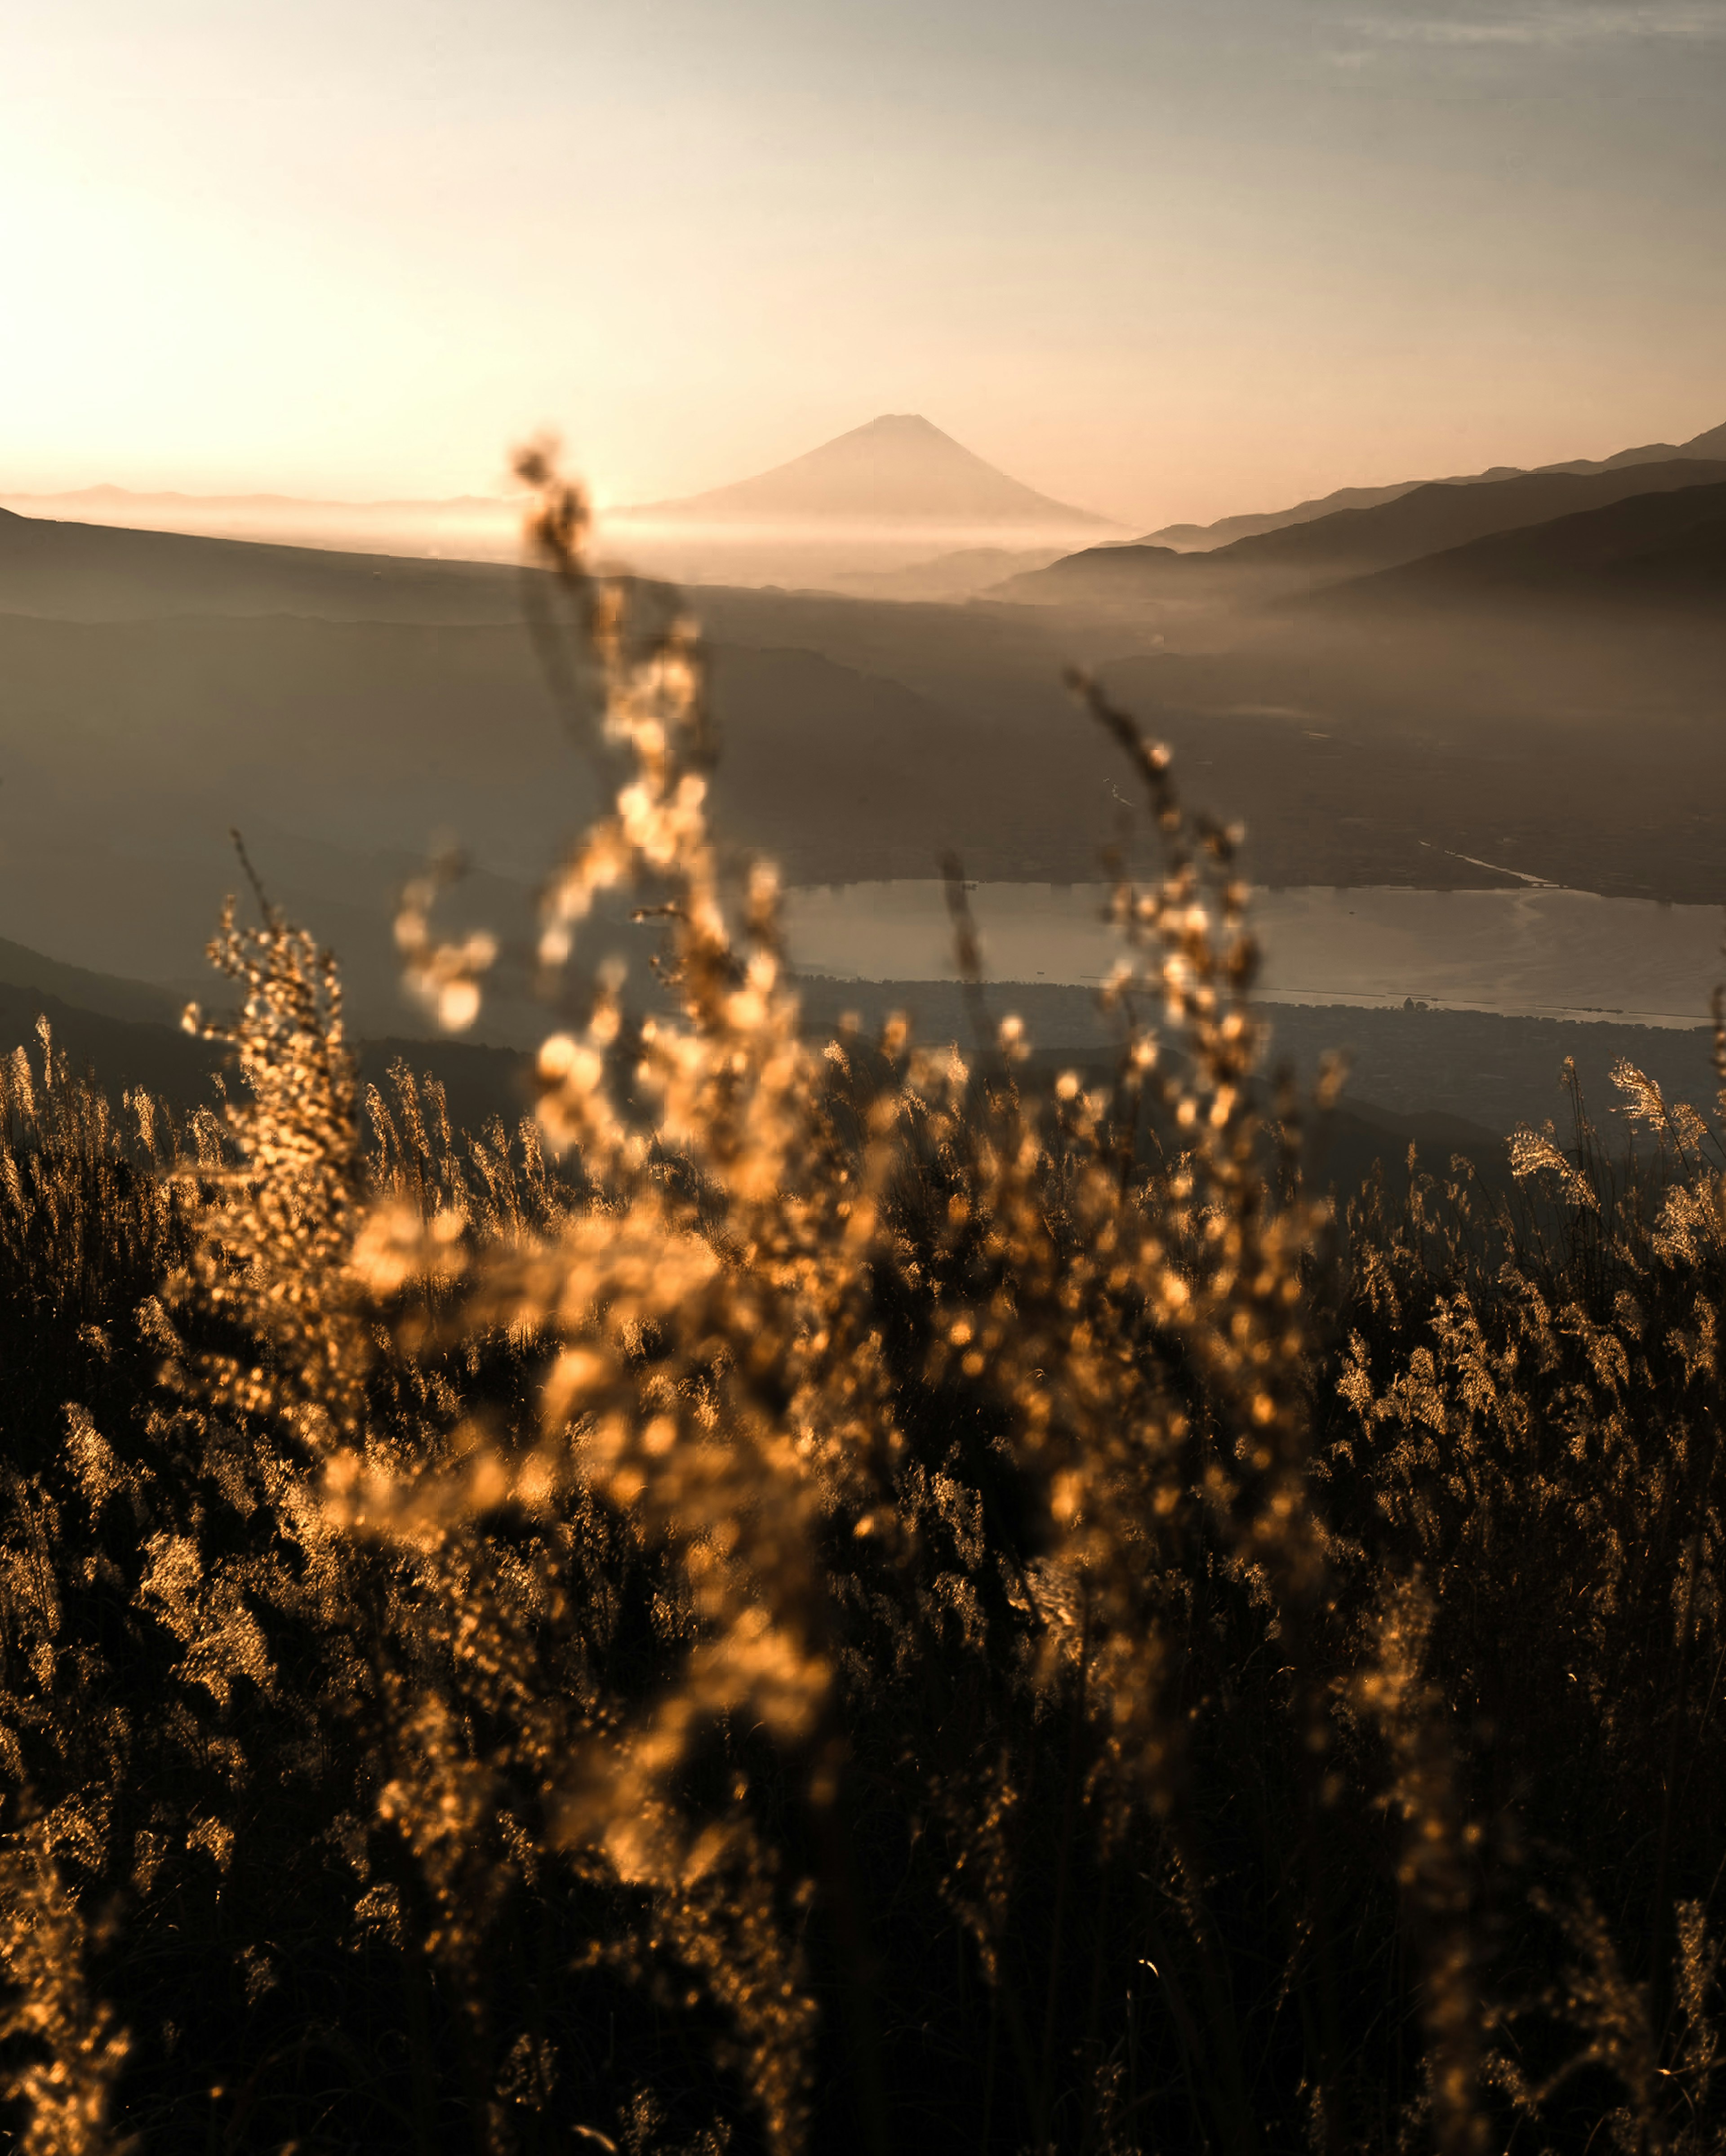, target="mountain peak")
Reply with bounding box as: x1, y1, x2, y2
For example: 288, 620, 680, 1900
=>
621, 417, 1117, 532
